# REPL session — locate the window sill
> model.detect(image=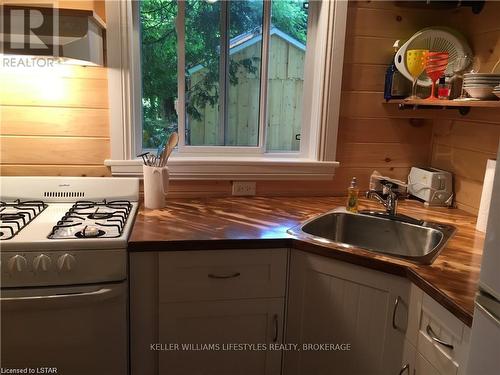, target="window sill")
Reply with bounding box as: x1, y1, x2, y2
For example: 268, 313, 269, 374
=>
104, 157, 339, 180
